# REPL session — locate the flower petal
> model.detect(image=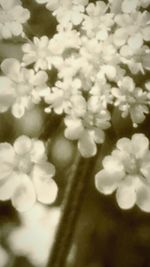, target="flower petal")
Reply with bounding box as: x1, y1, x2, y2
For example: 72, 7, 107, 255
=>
12, 174, 36, 212
11, 102, 25, 118
128, 33, 143, 50
116, 175, 136, 209
116, 137, 131, 153
93, 128, 105, 144
32, 163, 57, 204
95, 169, 120, 195
131, 133, 149, 159
121, 0, 138, 13
14, 135, 32, 155
30, 140, 46, 163
64, 118, 84, 140
0, 173, 19, 200
102, 155, 125, 174
1, 58, 21, 81
78, 131, 96, 157
136, 180, 150, 212
0, 143, 15, 163
0, 143, 15, 179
